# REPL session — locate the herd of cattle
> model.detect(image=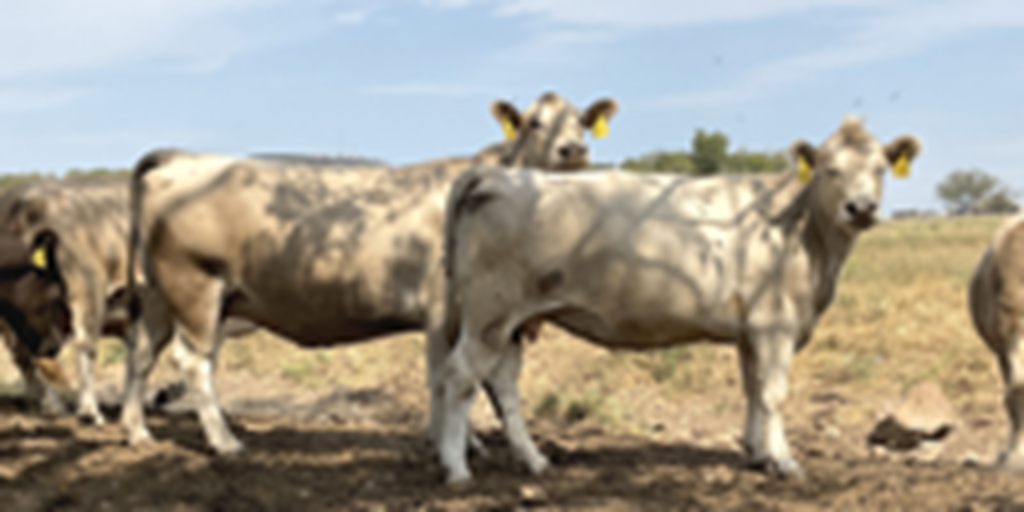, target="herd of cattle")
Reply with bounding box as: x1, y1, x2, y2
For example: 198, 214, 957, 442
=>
0, 91, 1021, 484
